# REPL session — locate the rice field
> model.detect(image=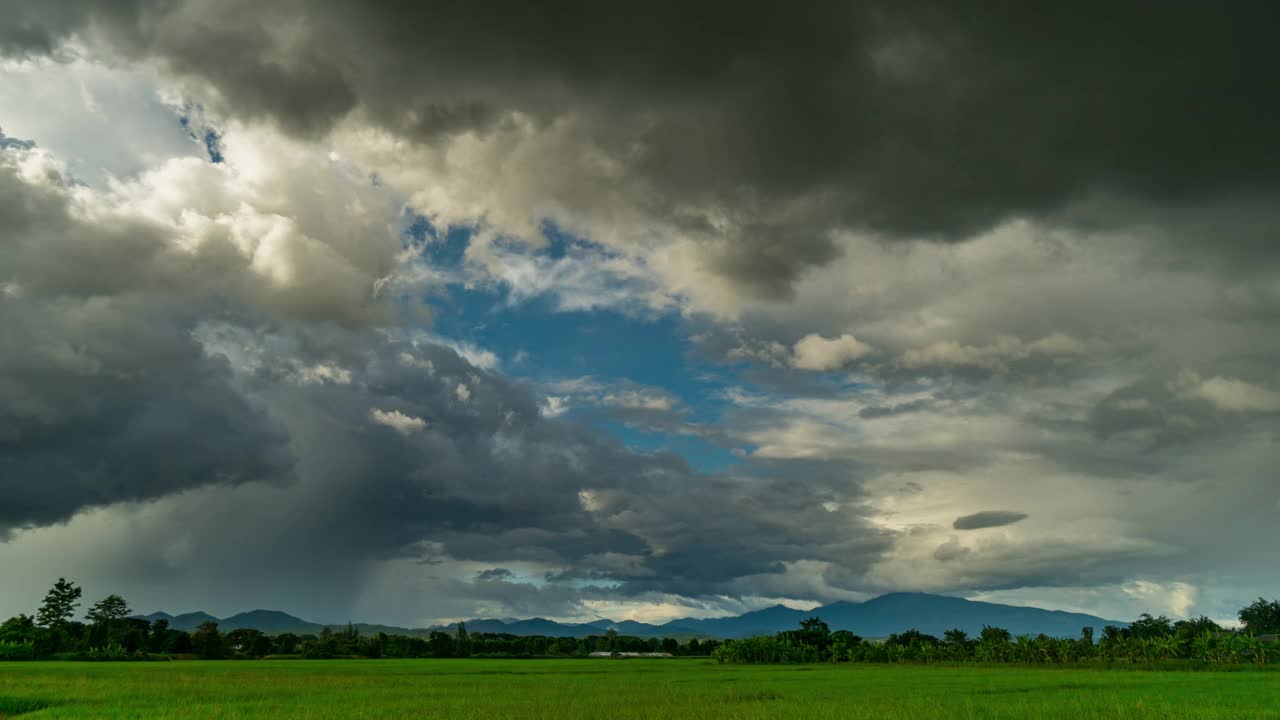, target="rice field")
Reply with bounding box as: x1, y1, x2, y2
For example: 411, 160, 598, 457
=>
2, 659, 1278, 719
